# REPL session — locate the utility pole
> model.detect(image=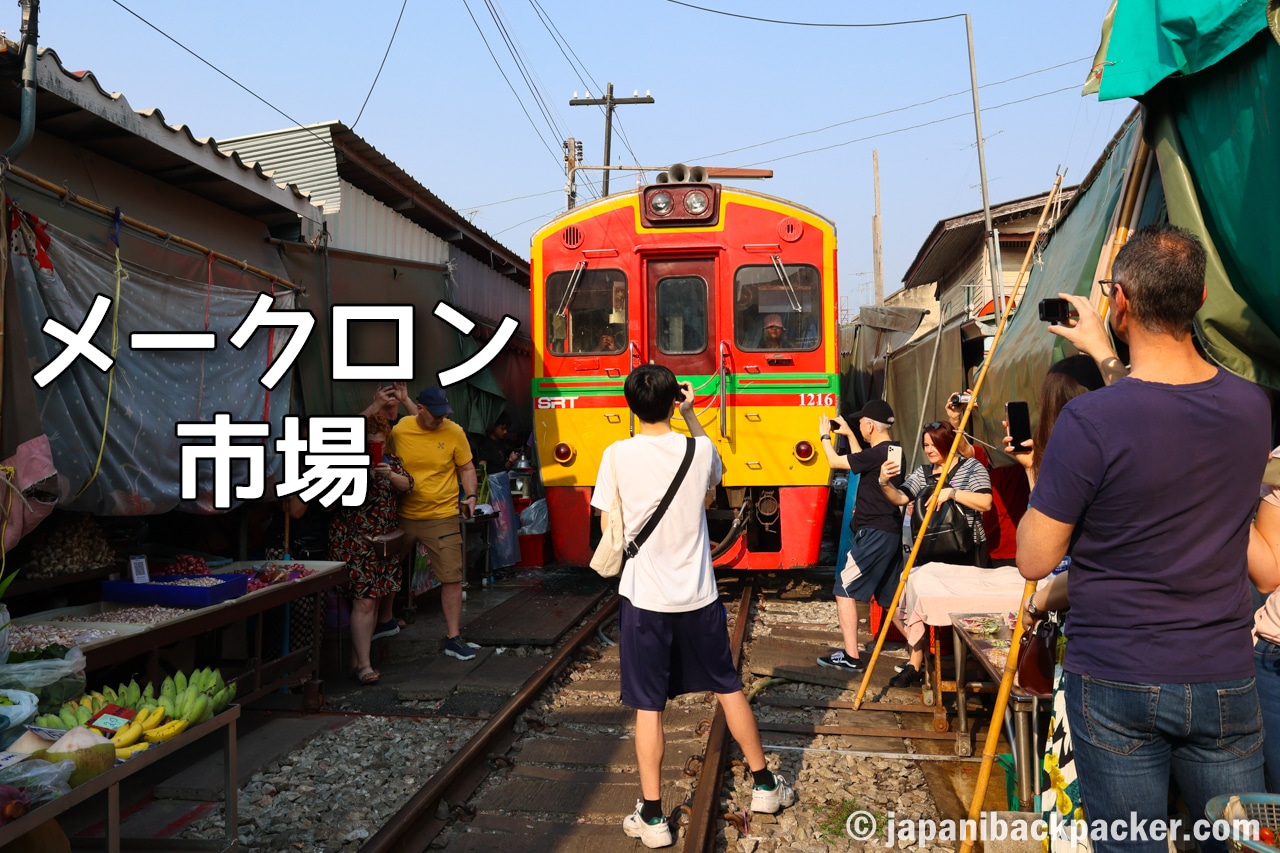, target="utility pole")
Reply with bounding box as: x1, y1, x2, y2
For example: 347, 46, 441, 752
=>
964, 14, 1003, 316
562, 137, 582, 210
872, 149, 884, 306
569, 83, 654, 197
